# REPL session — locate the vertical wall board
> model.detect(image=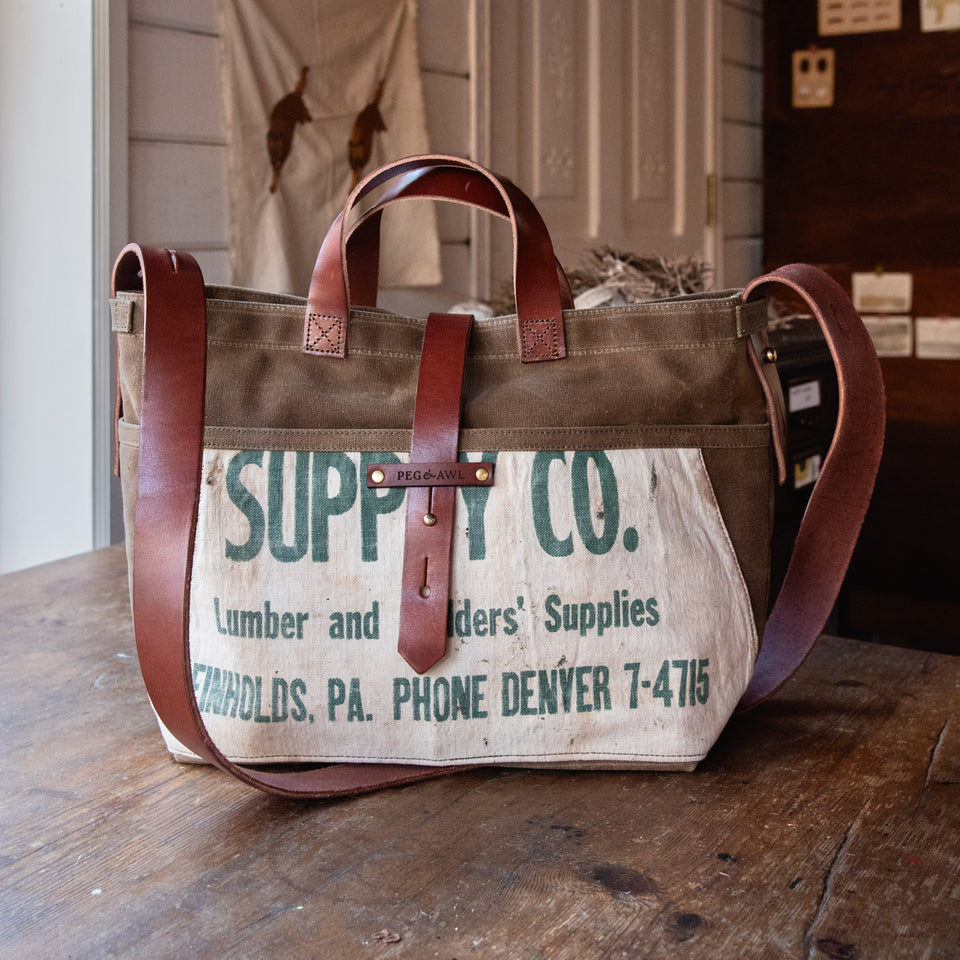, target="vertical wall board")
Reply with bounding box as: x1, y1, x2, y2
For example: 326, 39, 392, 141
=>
128, 0, 217, 33
722, 122, 762, 182
722, 180, 762, 239
719, 0, 762, 287
721, 237, 762, 287
417, 0, 470, 75
722, 61, 762, 124
378, 242, 472, 315
422, 70, 472, 157
128, 24, 222, 141
722, 2, 762, 68
128, 142, 228, 248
